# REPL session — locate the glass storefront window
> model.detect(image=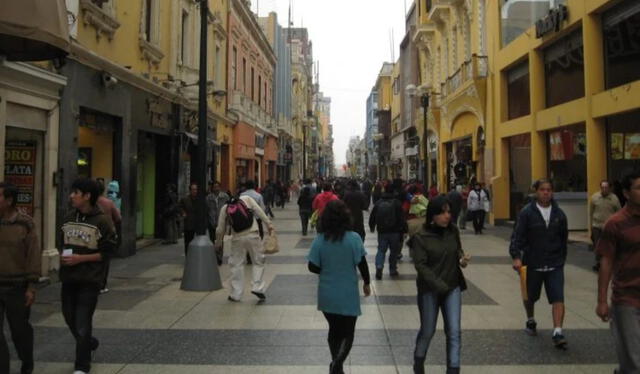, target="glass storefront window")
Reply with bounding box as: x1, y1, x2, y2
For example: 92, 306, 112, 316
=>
603, 1, 640, 90
607, 110, 640, 206
506, 60, 530, 119
544, 29, 585, 108
501, 0, 567, 47
547, 124, 587, 192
